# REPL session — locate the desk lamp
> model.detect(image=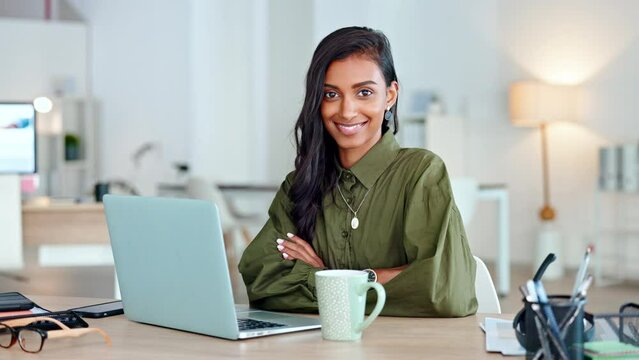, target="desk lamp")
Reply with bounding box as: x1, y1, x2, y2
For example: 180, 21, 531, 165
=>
509, 81, 580, 278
